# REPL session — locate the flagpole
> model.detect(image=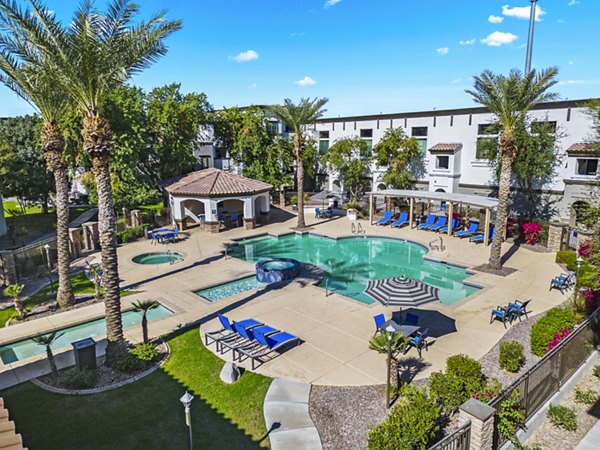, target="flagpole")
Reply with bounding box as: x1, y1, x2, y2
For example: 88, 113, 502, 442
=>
524, 0, 538, 73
